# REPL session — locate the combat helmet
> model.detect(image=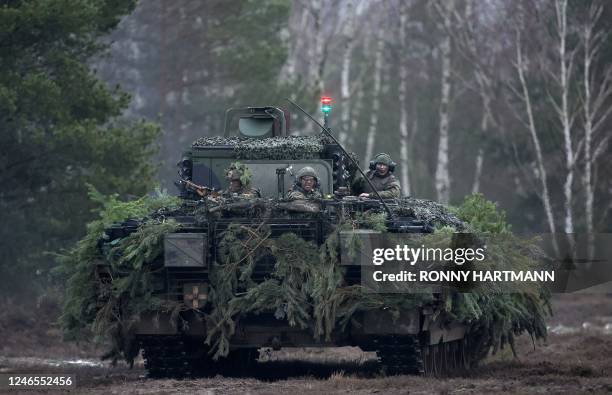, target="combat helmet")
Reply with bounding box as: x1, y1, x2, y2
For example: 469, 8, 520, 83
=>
369, 153, 396, 172
296, 166, 318, 180
295, 166, 319, 187
225, 162, 252, 186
